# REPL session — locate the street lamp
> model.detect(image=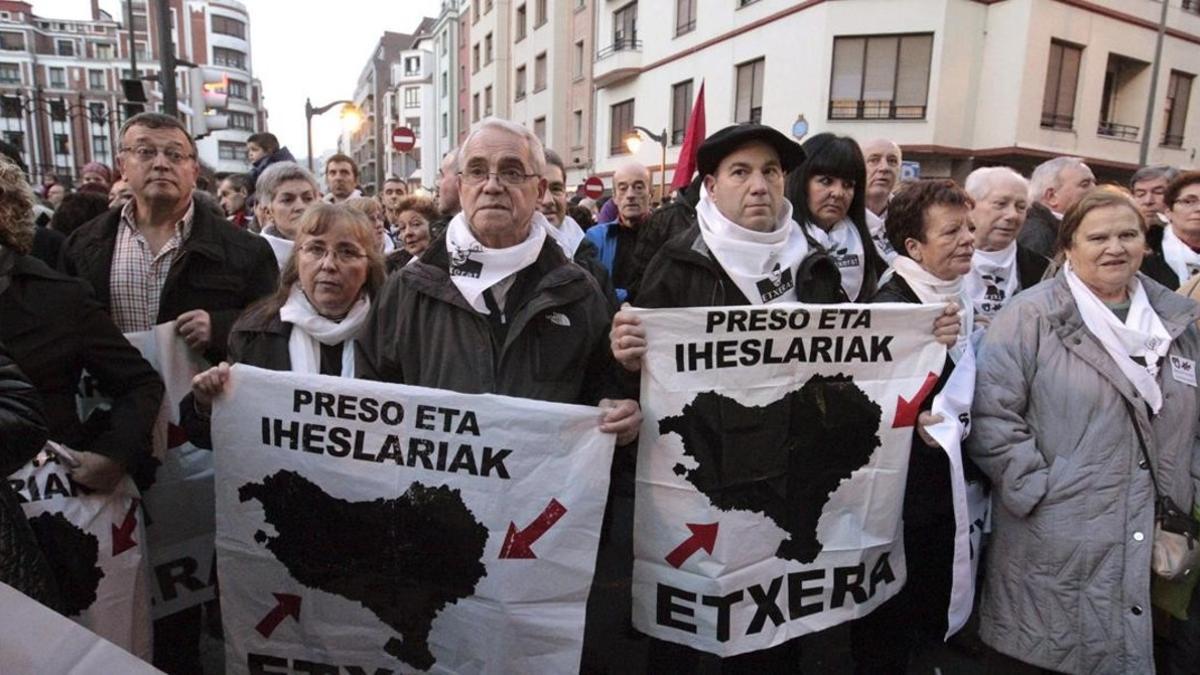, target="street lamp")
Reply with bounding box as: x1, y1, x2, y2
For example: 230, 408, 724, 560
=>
623, 125, 667, 204
305, 97, 363, 172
